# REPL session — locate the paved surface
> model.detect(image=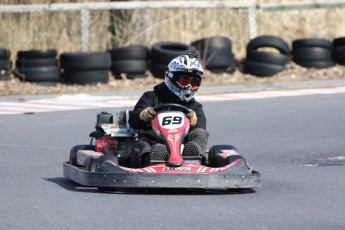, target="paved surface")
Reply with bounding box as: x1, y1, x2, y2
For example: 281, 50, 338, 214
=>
0, 91, 344, 229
